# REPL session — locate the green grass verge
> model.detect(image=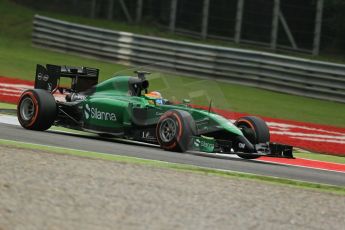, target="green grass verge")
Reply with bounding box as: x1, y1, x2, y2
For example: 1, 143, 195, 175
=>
0, 37, 125, 81
0, 102, 16, 109
0, 138, 344, 195
0, 0, 345, 128
294, 151, 345, 164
